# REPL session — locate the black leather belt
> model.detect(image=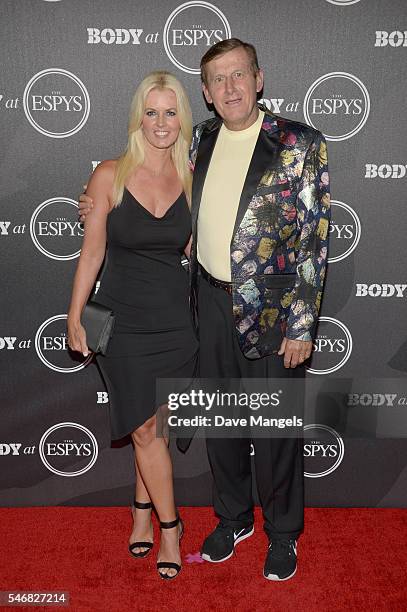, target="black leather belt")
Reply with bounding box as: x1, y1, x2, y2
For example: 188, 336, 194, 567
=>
200, 265, 233, 295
